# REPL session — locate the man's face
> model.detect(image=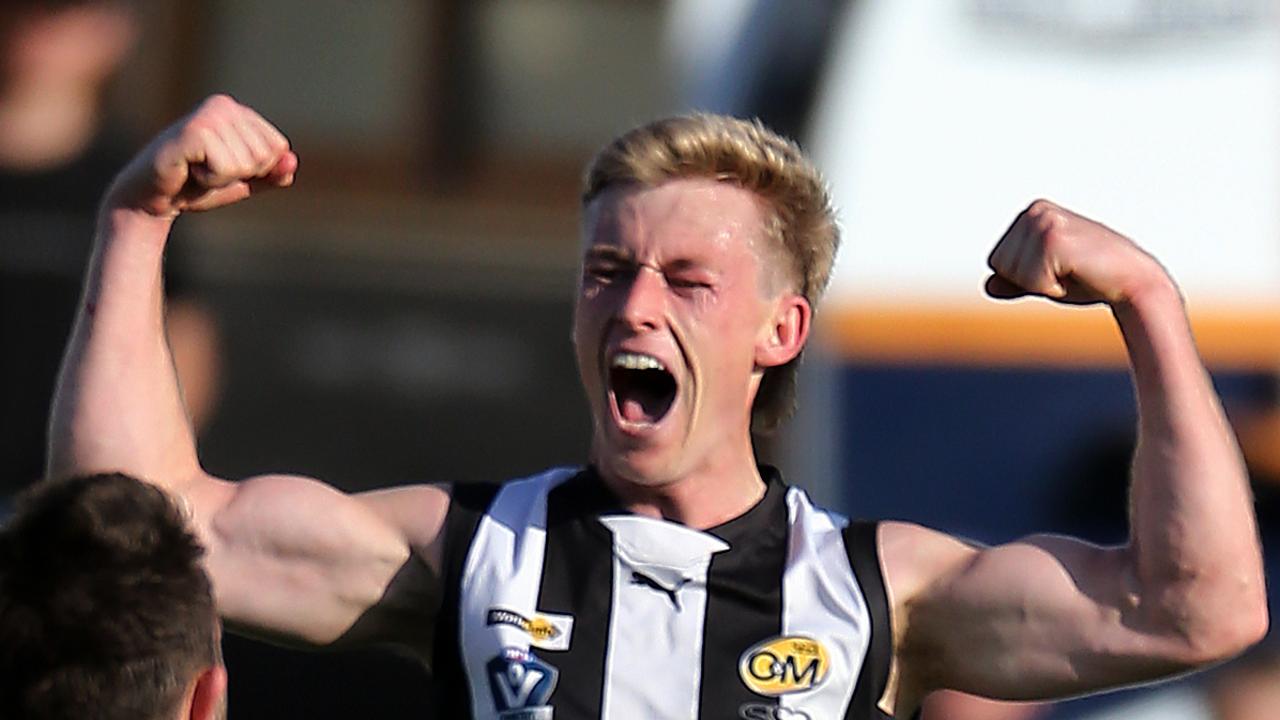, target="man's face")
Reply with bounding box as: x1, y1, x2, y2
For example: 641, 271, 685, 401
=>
573, 178, 790, 486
